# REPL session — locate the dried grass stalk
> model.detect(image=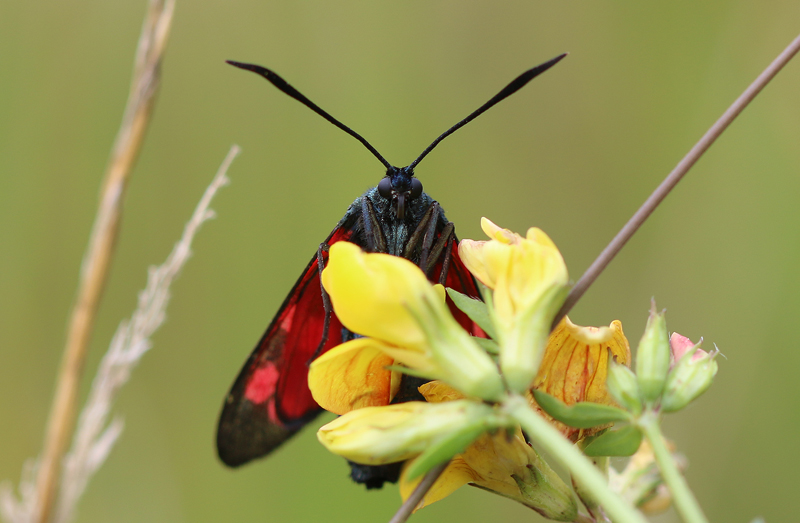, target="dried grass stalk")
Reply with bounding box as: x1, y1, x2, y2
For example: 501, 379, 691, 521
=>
1, 146, 239, 523
23, 1, 175, 522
